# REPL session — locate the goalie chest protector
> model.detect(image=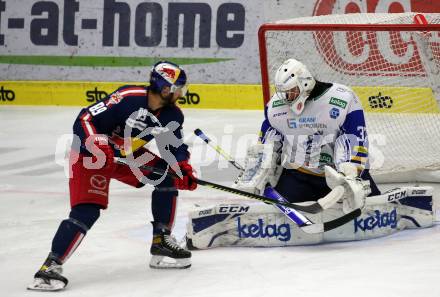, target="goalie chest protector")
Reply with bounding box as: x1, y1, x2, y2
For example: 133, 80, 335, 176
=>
266, 83, 365, 174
